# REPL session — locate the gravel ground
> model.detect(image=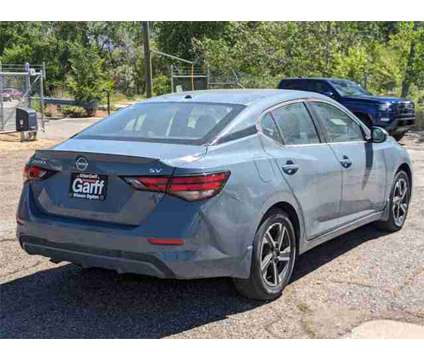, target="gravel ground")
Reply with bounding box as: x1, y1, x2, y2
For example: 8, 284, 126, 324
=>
0, 120, 423, 338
